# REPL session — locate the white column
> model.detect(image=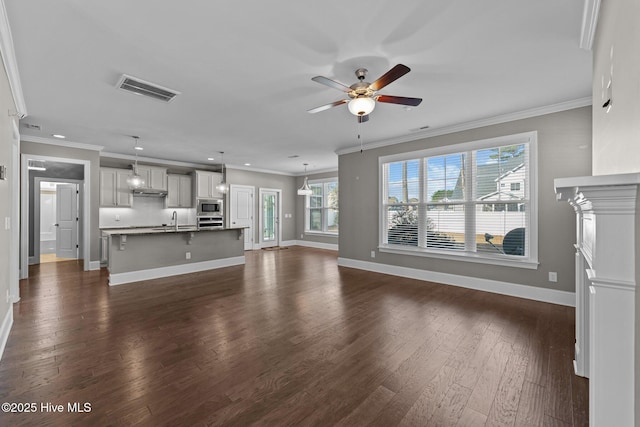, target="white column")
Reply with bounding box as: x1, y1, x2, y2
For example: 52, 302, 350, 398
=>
555, 173, 639, 427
